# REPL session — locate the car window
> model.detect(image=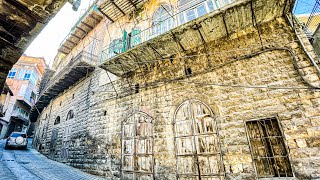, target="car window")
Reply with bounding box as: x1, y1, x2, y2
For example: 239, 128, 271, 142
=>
11, 133, 26, 138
